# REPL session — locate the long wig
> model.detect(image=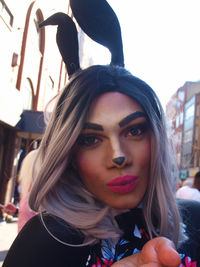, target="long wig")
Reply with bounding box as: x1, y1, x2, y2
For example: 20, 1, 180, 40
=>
29, 65, 184, 247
